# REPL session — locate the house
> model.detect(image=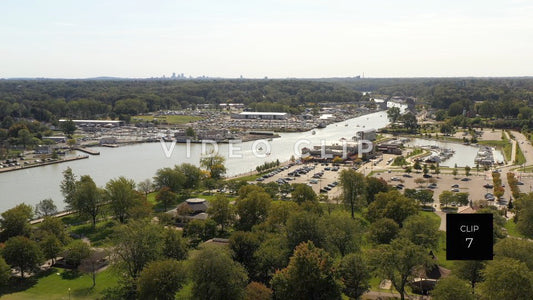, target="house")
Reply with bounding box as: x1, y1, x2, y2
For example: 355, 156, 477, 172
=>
170, 198, 209, 221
